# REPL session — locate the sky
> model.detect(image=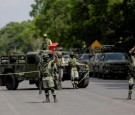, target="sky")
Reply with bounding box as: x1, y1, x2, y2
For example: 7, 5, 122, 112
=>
0, 0, 35, 28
